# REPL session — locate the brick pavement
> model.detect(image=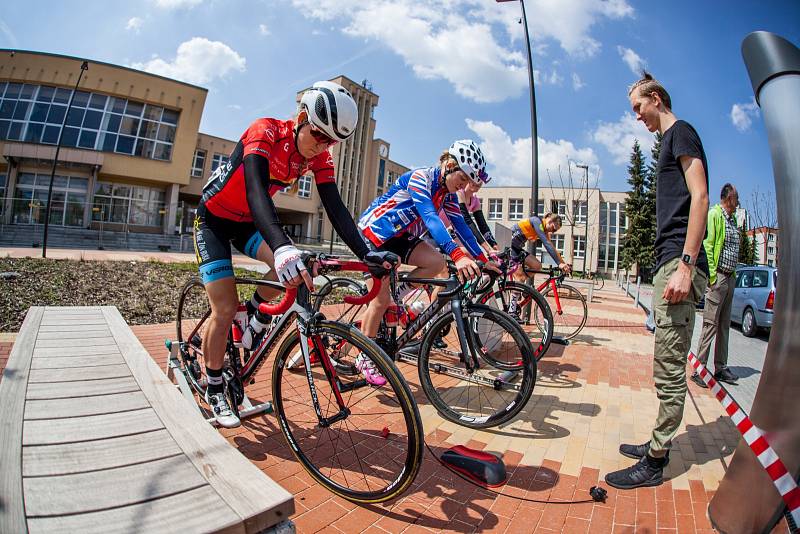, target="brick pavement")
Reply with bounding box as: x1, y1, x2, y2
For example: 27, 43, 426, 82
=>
2, 286, 790, 533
